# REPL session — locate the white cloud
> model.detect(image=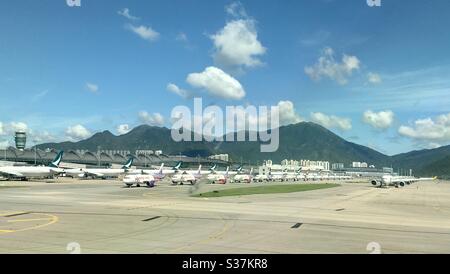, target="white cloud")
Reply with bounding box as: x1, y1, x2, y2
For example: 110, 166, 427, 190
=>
167, 83, 191, 99
9, 122, 28, 133
278, 101, 303, 126
116, 124, 131, 135
225, 1, 248, 18
399, 113, 450, 144
305, 47, 360, 85
310, 112, 352, 131
65, 125, 92, 141
126, 24, 160, 42
367, 72, 382, 84
139, 111, 165, 126
32, 90, 49, 101
363, 110, 394, 129
0, 122, 4, 136
210, 19, 266, 71
186, 66, 246, 100
30, 131, 56, 144
118, 8, 140, 20
176, 32, 188, 42
86, 82, 99, 93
